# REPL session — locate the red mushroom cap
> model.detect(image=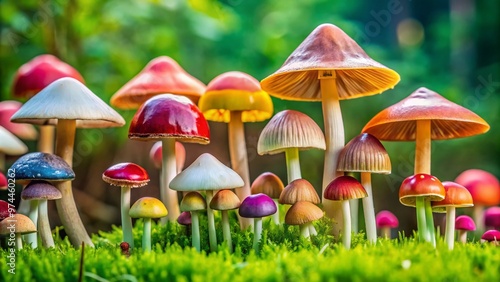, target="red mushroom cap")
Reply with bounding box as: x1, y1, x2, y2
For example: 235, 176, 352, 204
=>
399, 174, 445, 207
324, 176, 367, 201
484, 207, 500, 230
376, 210, 399, 228
0, 200, 15, 220
102, 162, 150, 188
455, 215, 476, 231
129, 94, 210, 144
149, 141, 186, 170
0, 101, 37, 140
454, 169, 500, 206
0, 172, 7, 190
481, 230, 500, 242
431, 181, 474, 212
12, 54, 84, 99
